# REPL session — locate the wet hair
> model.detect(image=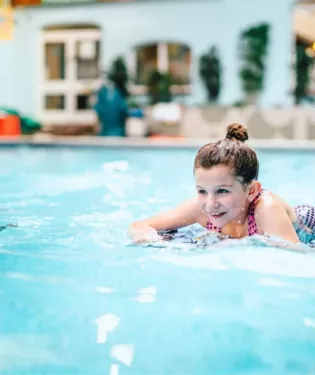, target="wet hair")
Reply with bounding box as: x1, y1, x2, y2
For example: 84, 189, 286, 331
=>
193, 123, 259, 185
